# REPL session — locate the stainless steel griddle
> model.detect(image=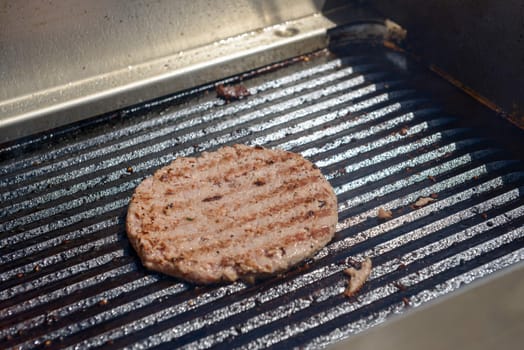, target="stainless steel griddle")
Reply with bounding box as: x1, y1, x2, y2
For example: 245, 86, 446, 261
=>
1, 1, 523, 349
